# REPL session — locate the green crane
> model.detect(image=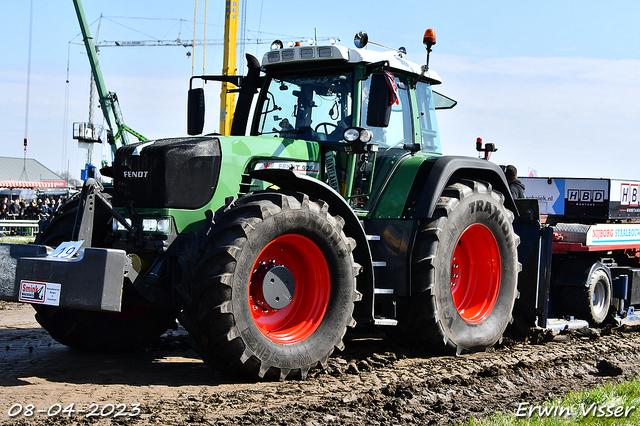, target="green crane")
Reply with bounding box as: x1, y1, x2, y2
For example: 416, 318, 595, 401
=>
72, 0, 146, 155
